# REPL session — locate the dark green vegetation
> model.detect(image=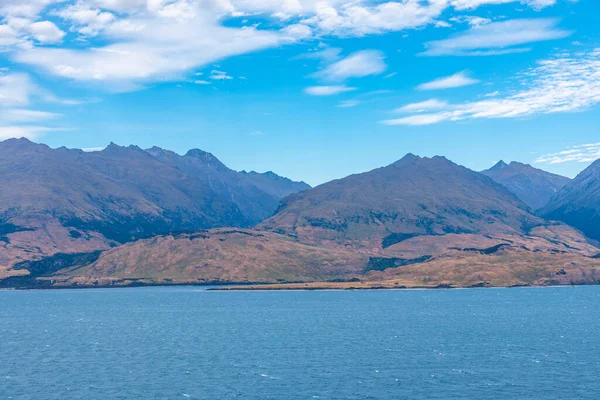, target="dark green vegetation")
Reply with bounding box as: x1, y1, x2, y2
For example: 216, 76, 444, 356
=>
0, 251, 102, 289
